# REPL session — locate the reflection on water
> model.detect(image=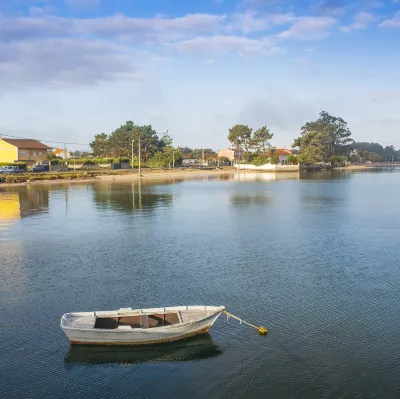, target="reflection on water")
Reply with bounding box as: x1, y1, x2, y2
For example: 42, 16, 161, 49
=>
92, 181, 174, 213
230, 195, 272, 208
233, 172, 300, 182
299, 170, 352, 180
0, 187, 49, 231
65, 334, 222, 366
